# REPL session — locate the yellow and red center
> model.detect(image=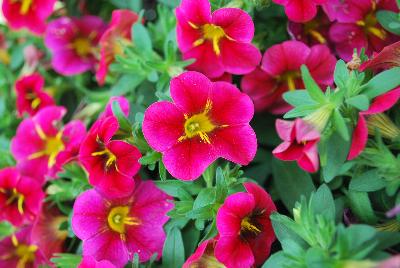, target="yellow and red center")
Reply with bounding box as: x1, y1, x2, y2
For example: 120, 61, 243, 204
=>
107, 206, 140, 241
0, 188, 25, 214
356, 3, 386, 40
278, 71, 301, 91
